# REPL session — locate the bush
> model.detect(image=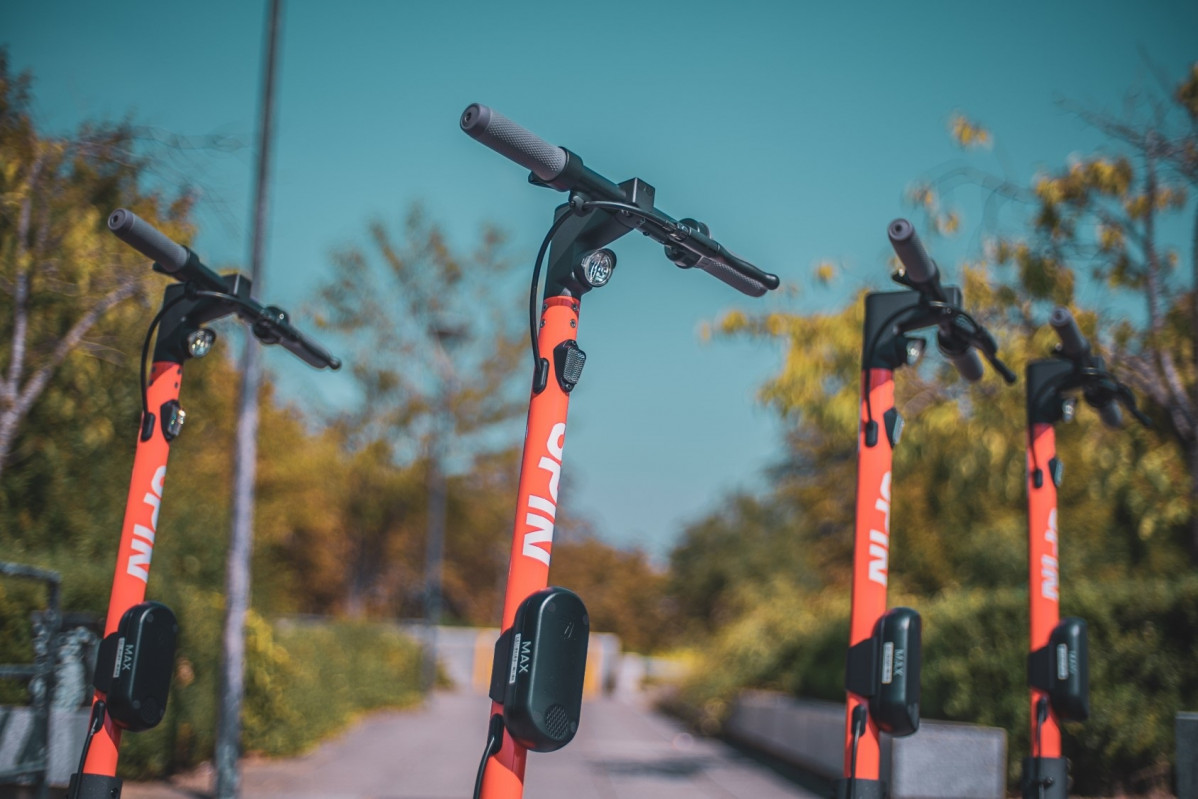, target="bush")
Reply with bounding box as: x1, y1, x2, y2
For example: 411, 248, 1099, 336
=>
678, 576, 1198, 794
0, 583, 424, 777
115, 593, 424, 776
